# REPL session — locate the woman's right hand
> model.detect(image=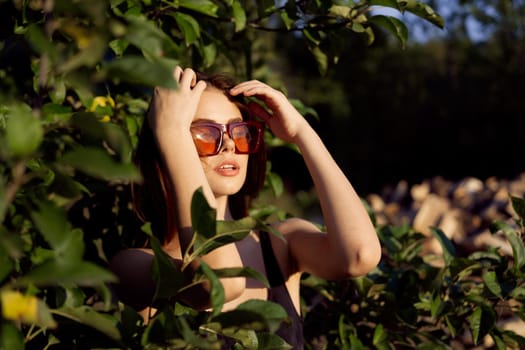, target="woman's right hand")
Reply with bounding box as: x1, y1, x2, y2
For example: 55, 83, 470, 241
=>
147, 66, 207, 141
